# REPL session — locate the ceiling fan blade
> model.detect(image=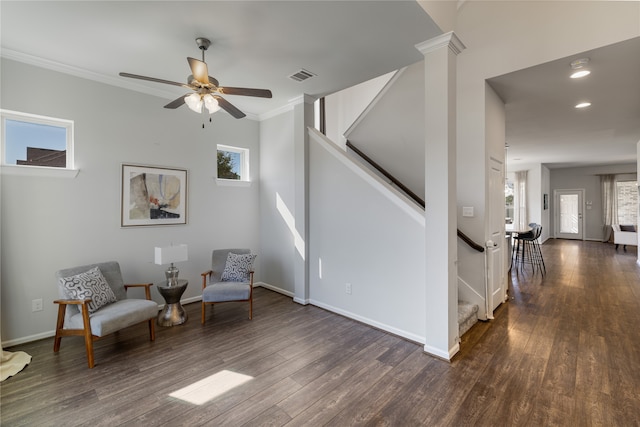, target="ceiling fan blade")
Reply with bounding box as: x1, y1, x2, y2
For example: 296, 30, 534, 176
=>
218, 87, 273, 98
119, 72, 192, 89
164, 94, 190, 109
209, 76, 219, 87
187, 57, 209, 85
214, 95, 246, 119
